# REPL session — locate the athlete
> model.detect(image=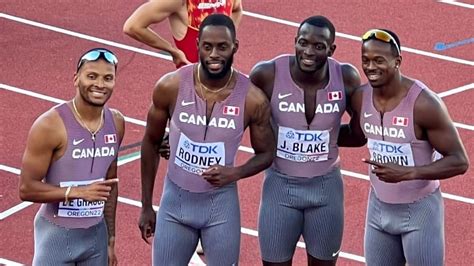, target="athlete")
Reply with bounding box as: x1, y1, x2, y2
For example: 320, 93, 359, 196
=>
342, 29, 469, 265
124, 0, 243, 67
139, 14, 275, 265
19, 48, 125, 266
250, 16, 362, 265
